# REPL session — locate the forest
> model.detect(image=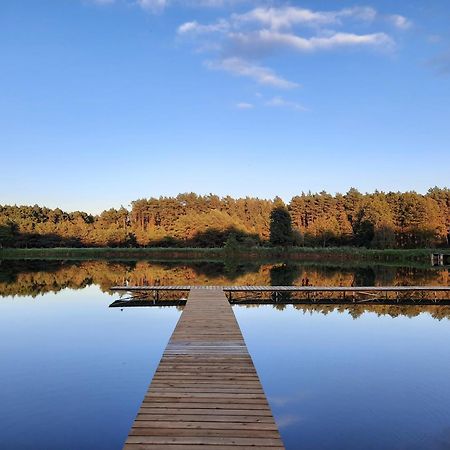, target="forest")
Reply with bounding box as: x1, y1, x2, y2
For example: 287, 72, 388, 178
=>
0, 188, 449, 249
